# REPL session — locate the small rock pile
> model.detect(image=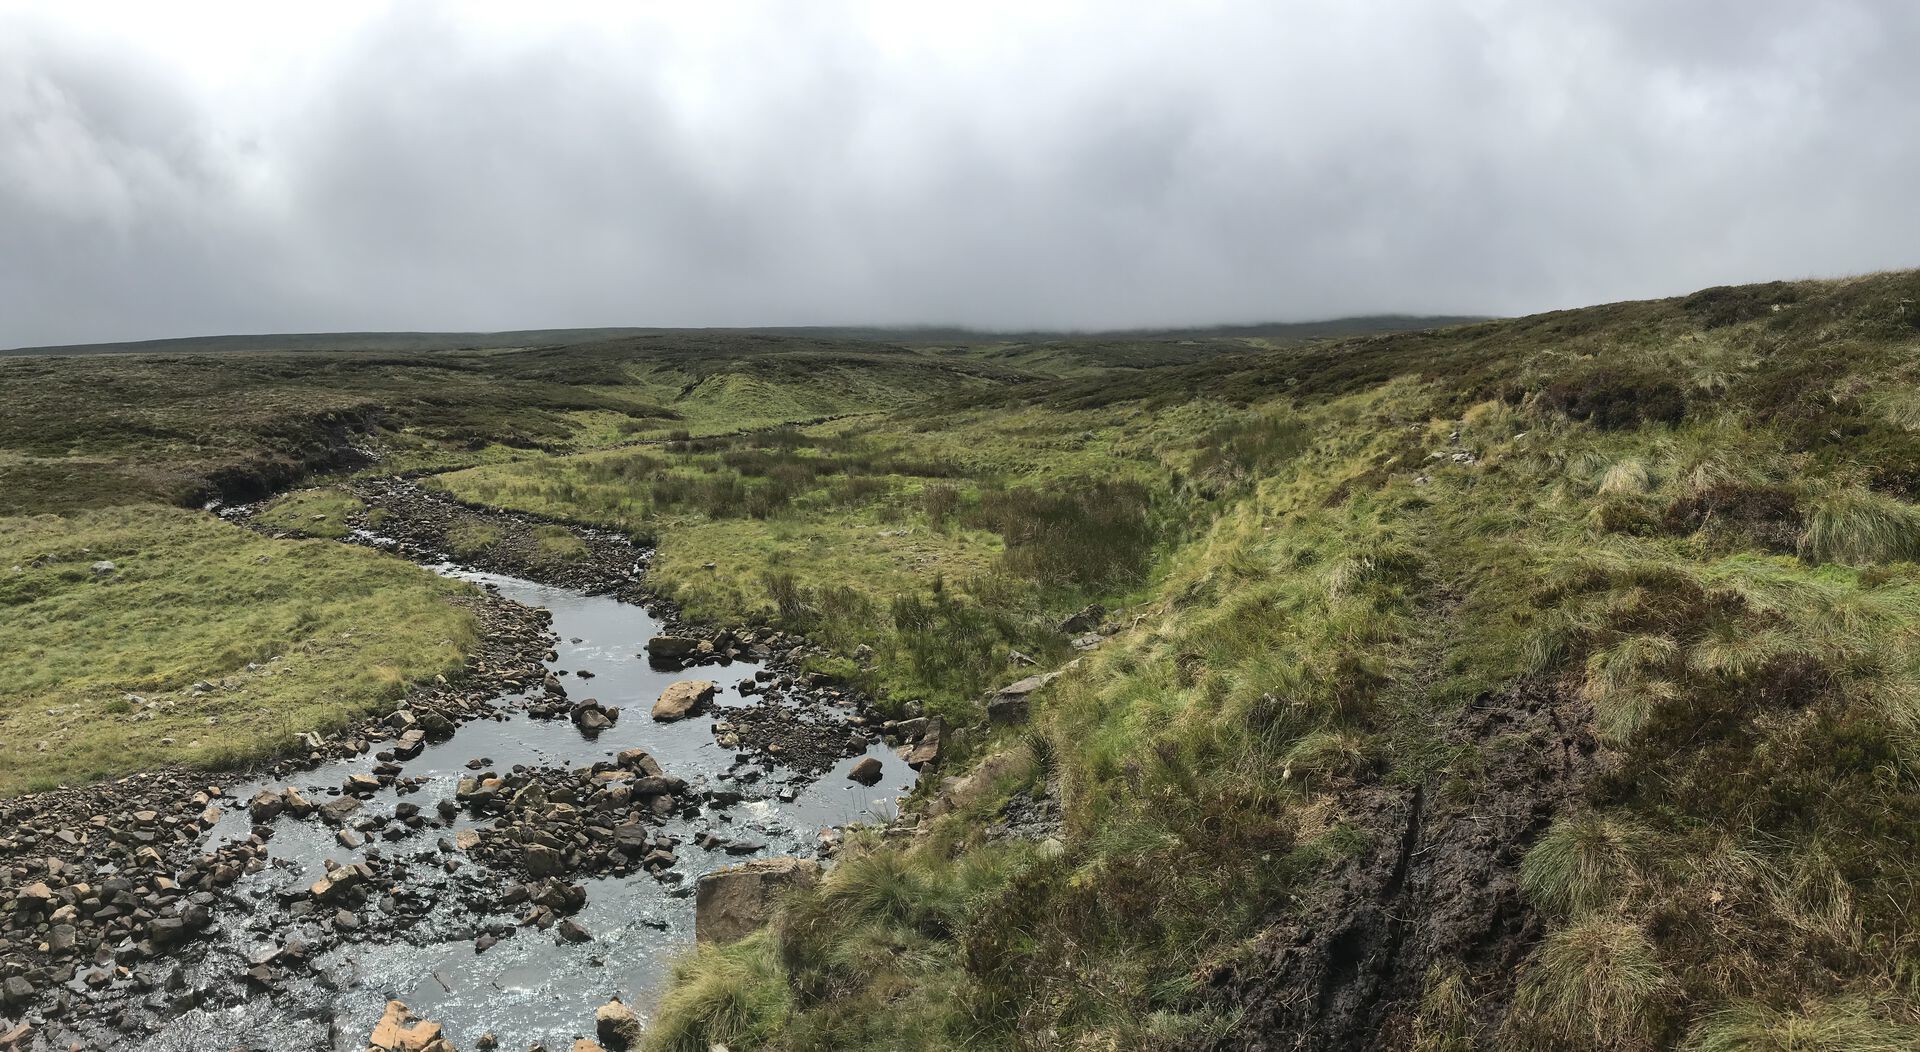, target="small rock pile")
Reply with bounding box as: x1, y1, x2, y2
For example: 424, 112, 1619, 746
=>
458, 749, 691, 885
342, 479, 643, 595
